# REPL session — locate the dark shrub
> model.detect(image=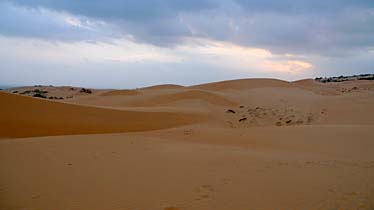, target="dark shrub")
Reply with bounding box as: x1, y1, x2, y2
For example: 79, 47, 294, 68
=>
80, 88, 92, 94
33, 93, 47, 98
20, 90, 31, 95
33, 89, 48, 94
